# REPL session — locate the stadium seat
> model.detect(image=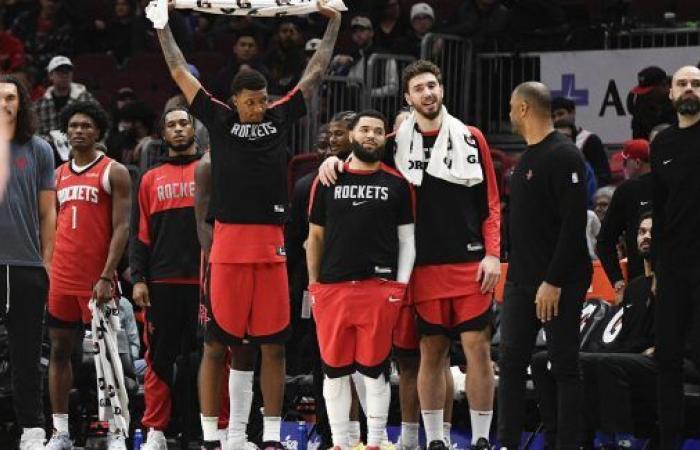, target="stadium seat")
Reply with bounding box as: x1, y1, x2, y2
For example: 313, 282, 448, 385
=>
72, 53, 119, 90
